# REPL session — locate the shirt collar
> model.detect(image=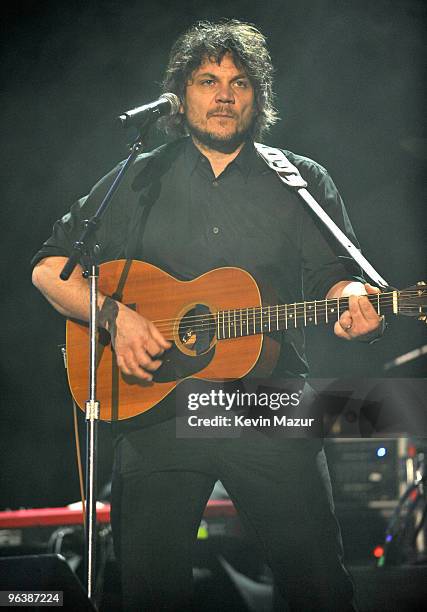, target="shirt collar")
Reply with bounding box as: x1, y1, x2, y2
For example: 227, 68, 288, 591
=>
183, 137, 267, 180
